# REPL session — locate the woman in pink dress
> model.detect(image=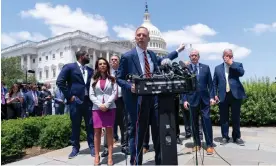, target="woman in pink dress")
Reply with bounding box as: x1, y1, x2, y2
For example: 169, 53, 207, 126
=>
89, 57, 117, 165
